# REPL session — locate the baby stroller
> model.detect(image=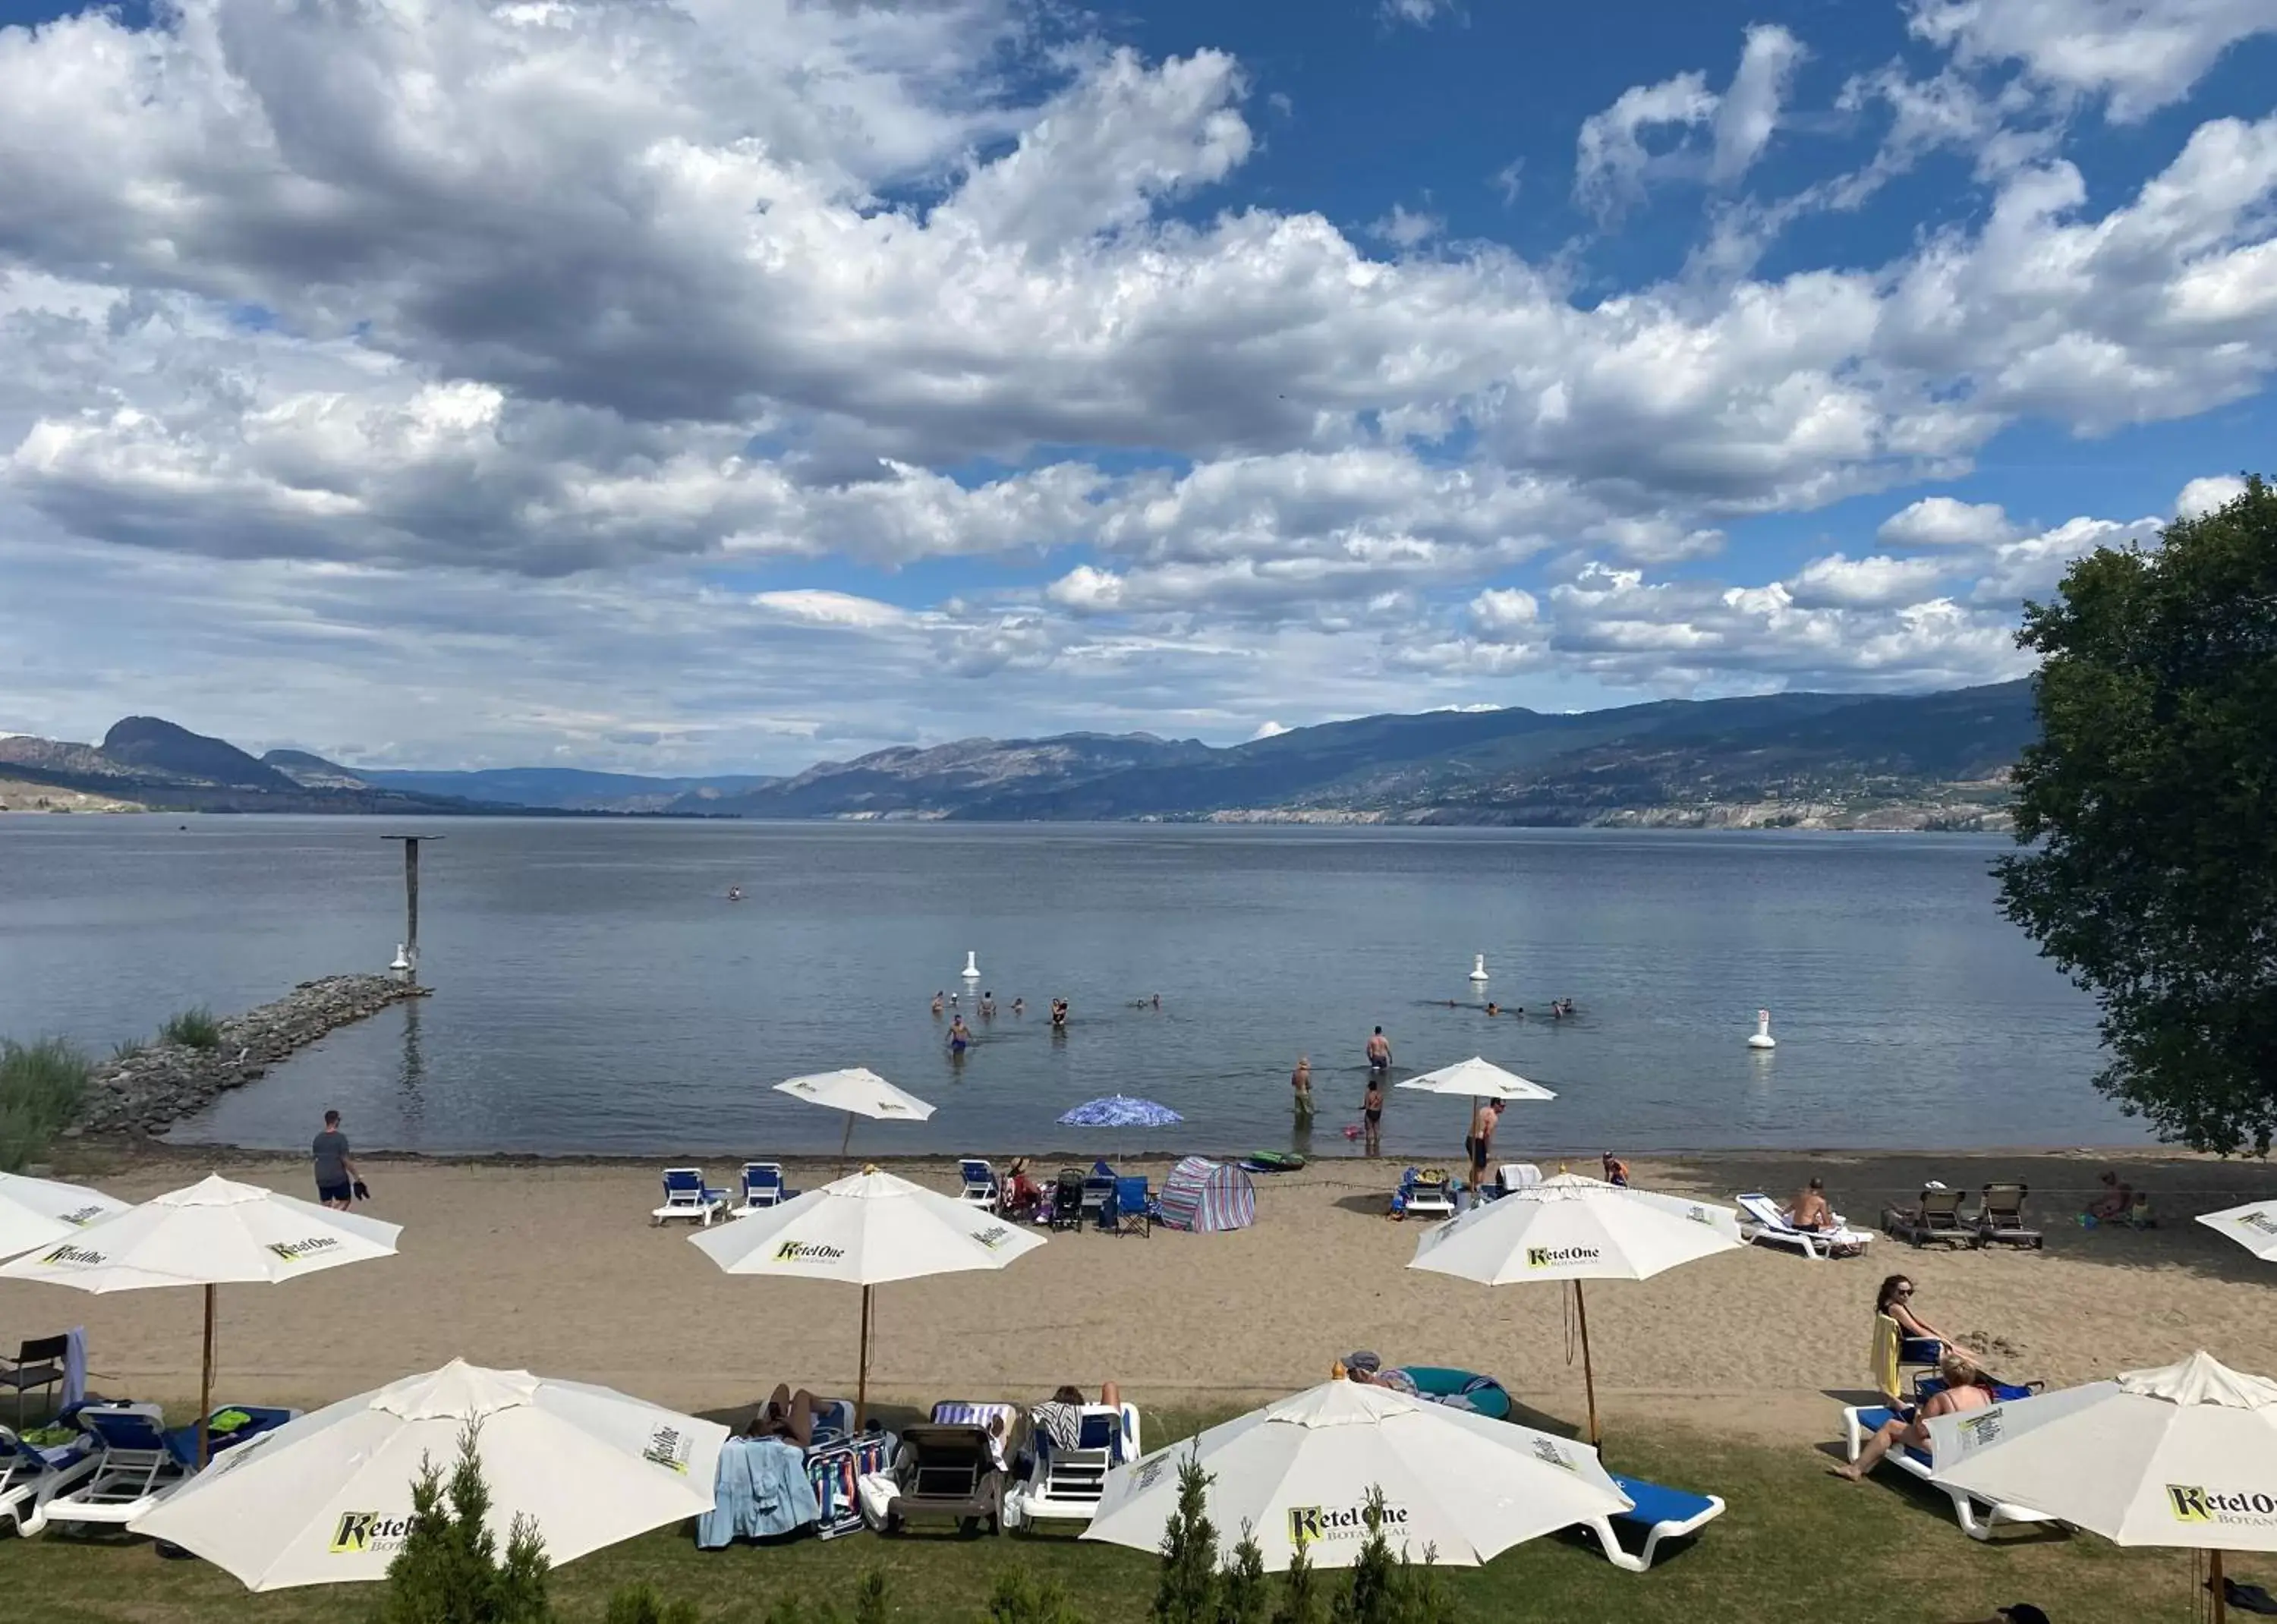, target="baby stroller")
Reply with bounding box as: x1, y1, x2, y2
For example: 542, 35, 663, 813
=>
1049, 1169, 1087, 1232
